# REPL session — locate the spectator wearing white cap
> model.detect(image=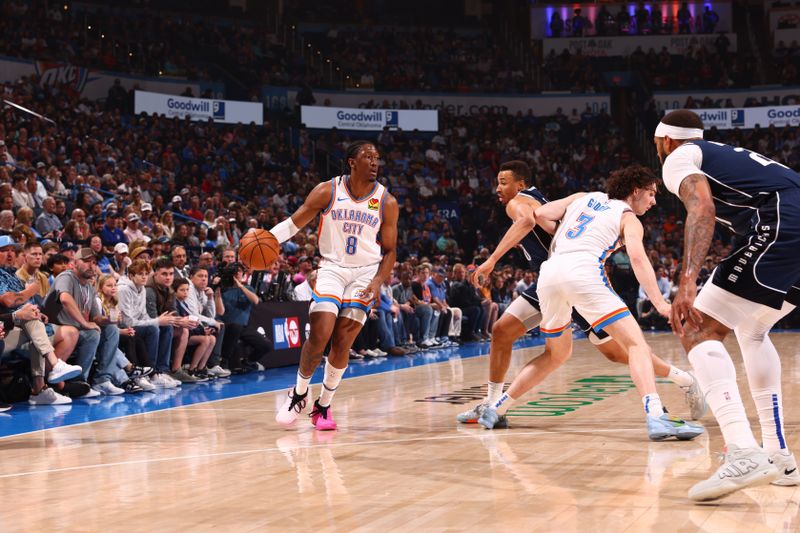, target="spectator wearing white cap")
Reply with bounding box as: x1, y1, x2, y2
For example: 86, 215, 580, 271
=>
124, 212, 145, 243
140, 203, 154, 232
110, 242, 131, 278
170, 195, 184, 214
